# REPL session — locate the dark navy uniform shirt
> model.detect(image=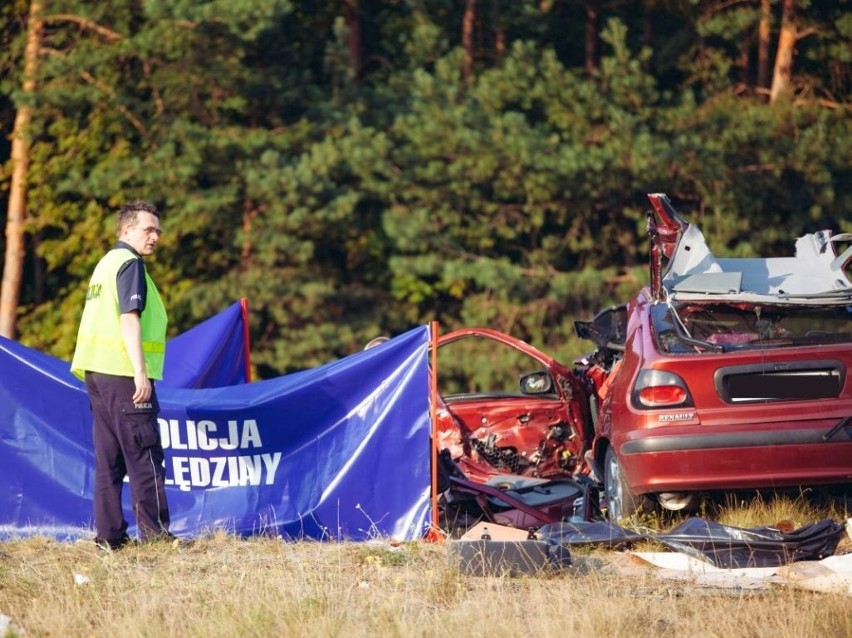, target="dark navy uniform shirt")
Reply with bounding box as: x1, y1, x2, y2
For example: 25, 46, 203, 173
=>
115, 241, 147, 315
